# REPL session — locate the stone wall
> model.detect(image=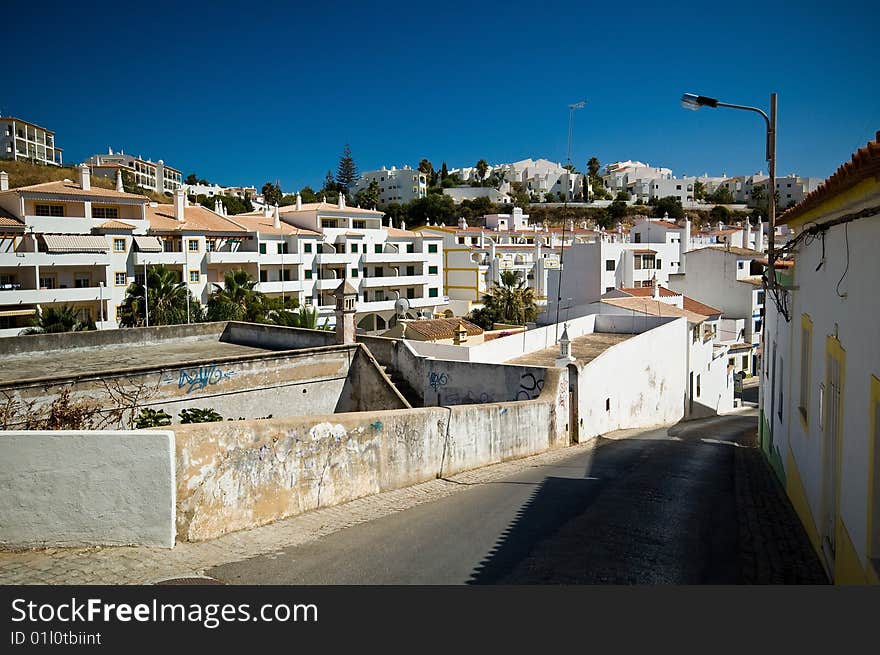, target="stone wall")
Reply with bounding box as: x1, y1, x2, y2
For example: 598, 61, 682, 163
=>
173, 367, 569, 541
